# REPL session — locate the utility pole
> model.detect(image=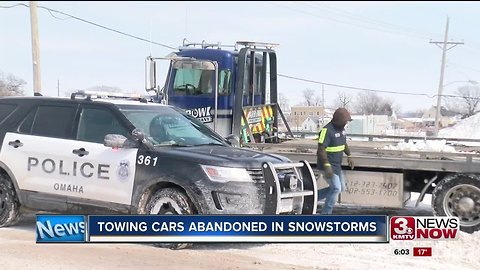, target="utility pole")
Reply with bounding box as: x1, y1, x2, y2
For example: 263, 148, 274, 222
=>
57, 80, 60, 97
30, 1, 42, 95
430, 16, 463, 137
